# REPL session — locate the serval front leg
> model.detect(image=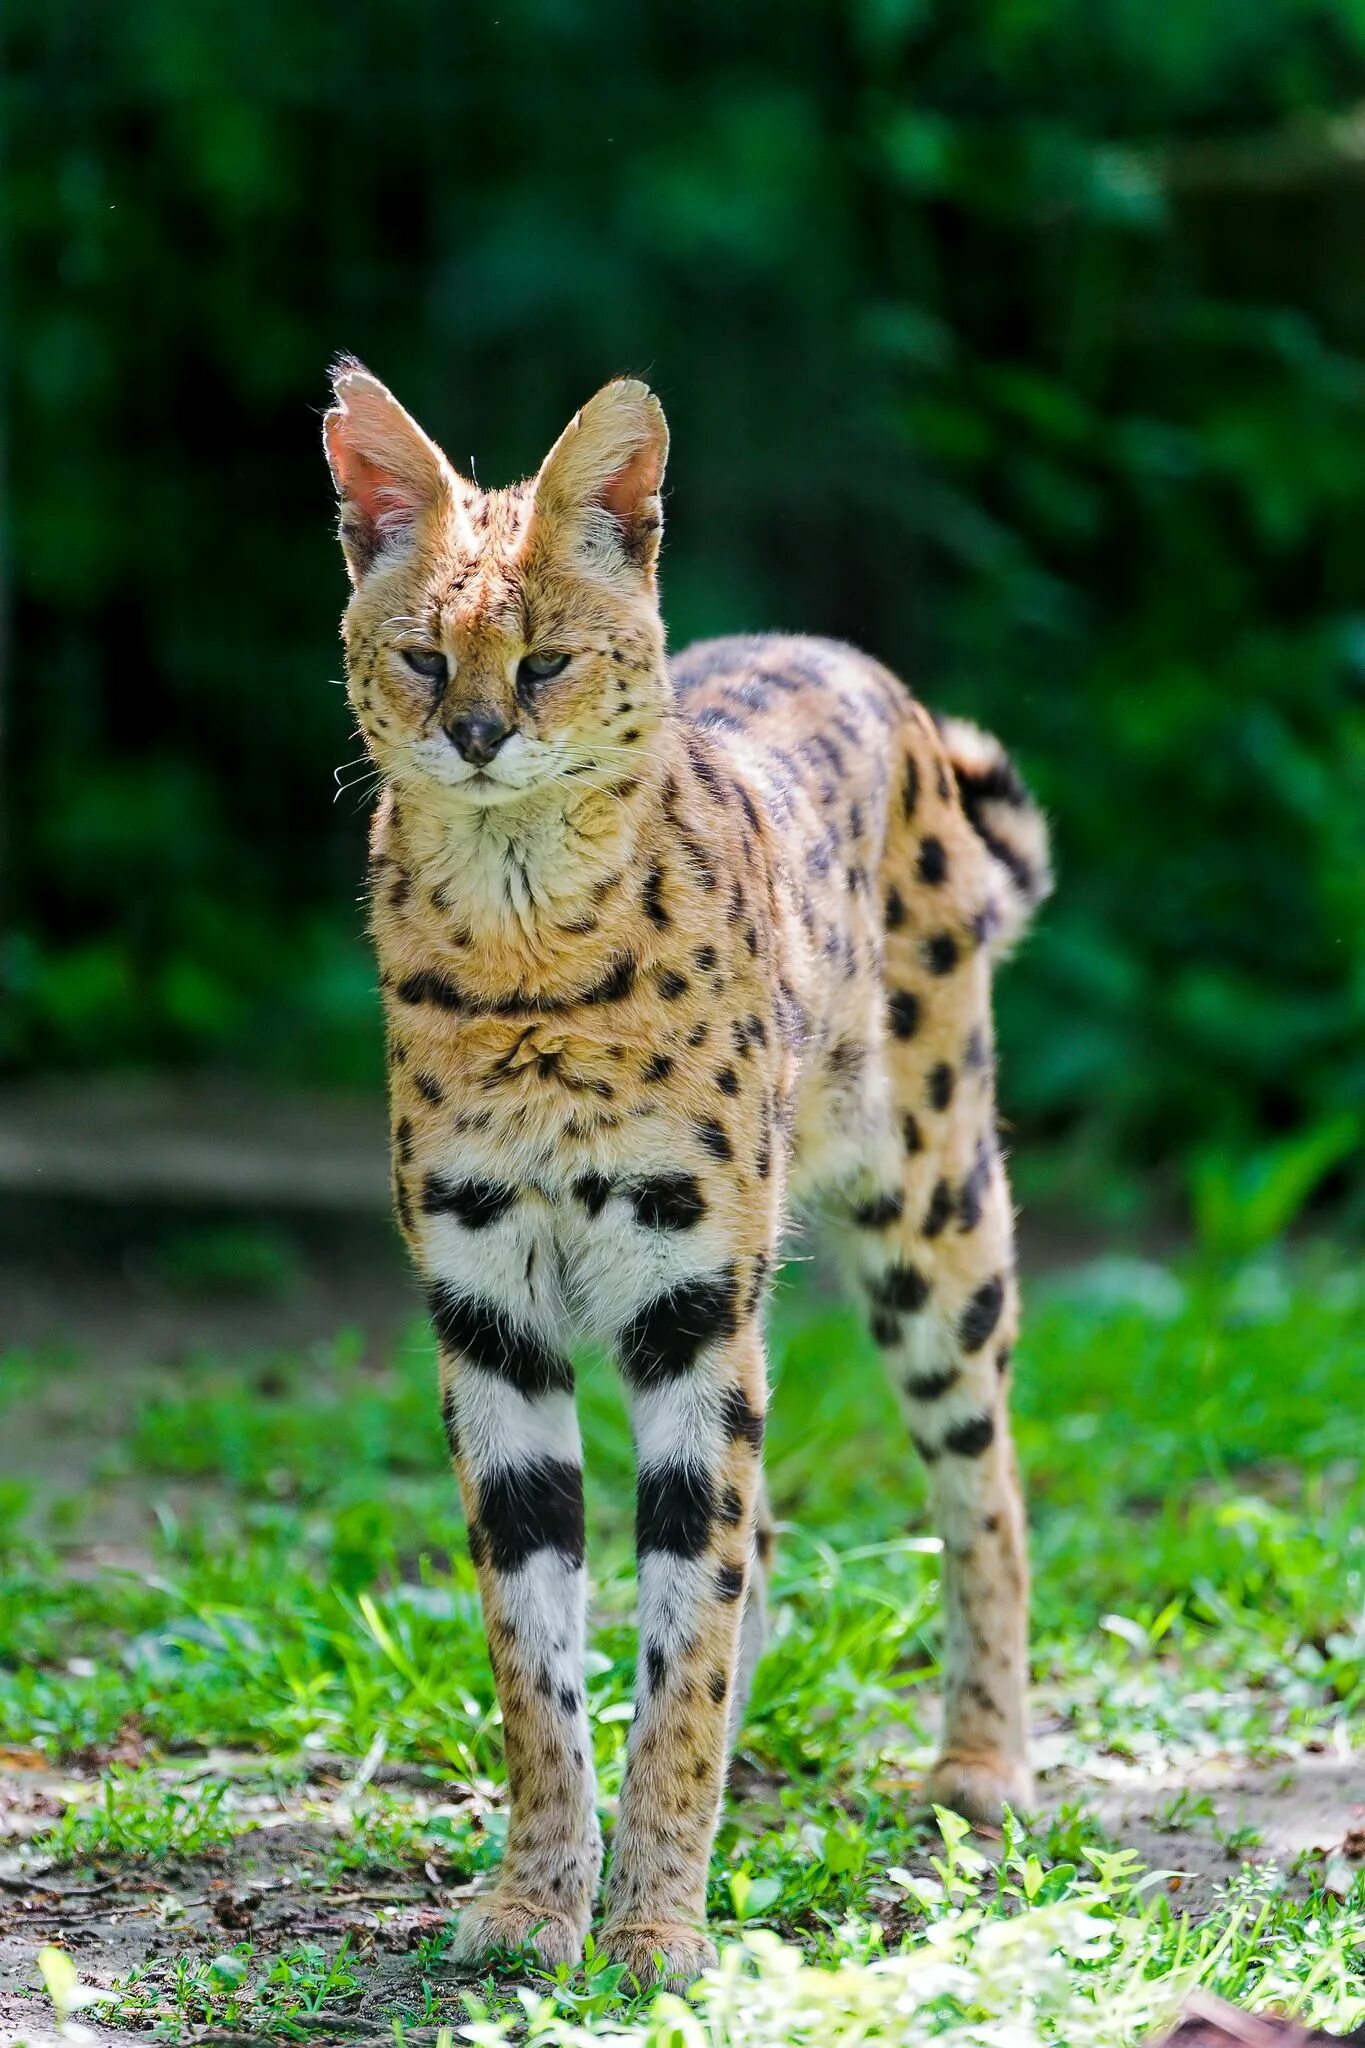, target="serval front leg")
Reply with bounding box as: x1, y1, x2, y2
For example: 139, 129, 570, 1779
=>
425, 1261, 600, 1968
600, 1286, 768, 1988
